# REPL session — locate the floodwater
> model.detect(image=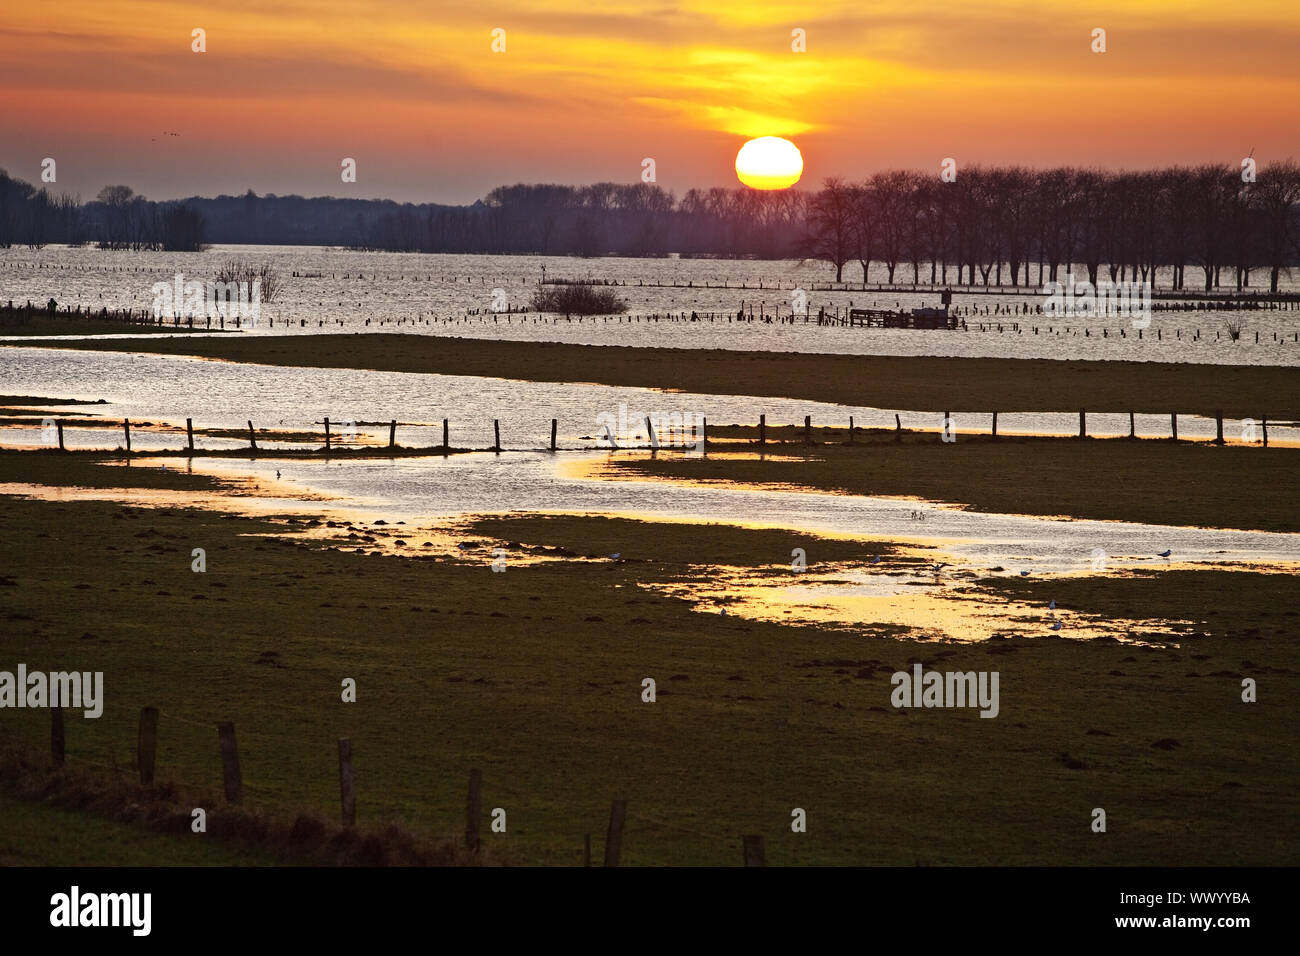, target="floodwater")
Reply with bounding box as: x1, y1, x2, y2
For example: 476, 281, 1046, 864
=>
4, 245, 1296, 642
4, 448, 1295, 642
1, 346, 1291, 449
3, 245, 1299, 365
